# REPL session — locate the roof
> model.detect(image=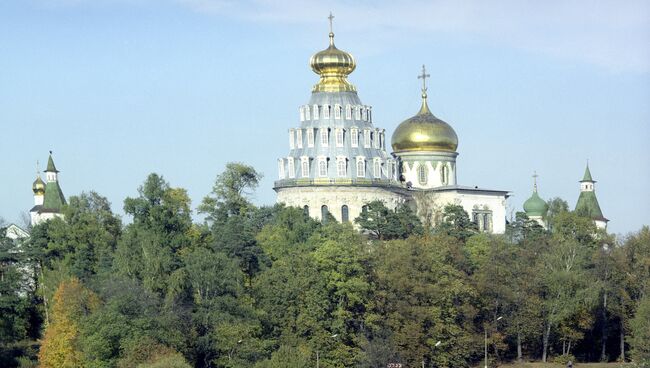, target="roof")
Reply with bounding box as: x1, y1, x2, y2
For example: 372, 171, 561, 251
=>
523, 191, 548, 217
575, 190, 608, 222
45, 154, 58, 173
581, 165, 594, 182
415, 184, 510, 197
43, 181, 66, 211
